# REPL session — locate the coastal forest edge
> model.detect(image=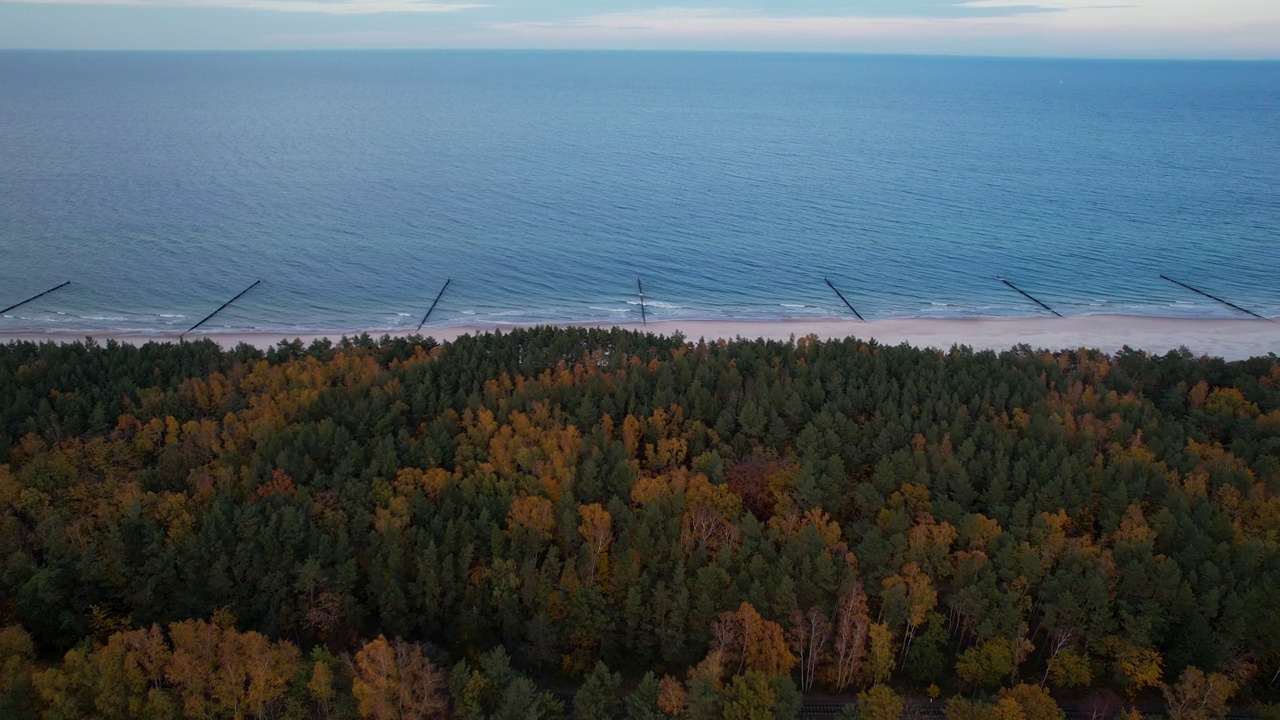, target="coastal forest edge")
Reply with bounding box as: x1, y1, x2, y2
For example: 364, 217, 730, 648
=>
1, 327, 1278, 719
